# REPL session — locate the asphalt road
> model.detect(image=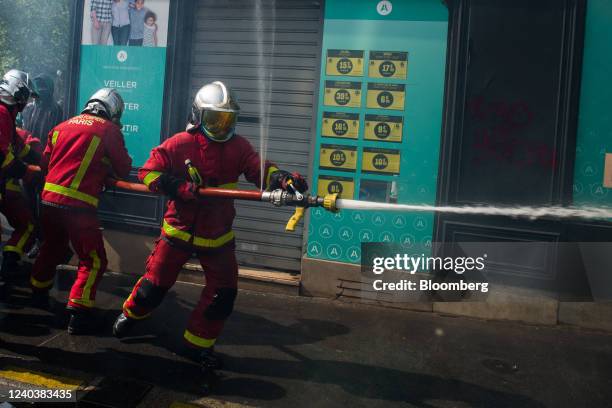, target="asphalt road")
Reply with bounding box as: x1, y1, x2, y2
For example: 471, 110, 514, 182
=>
1, 270, 611, 407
